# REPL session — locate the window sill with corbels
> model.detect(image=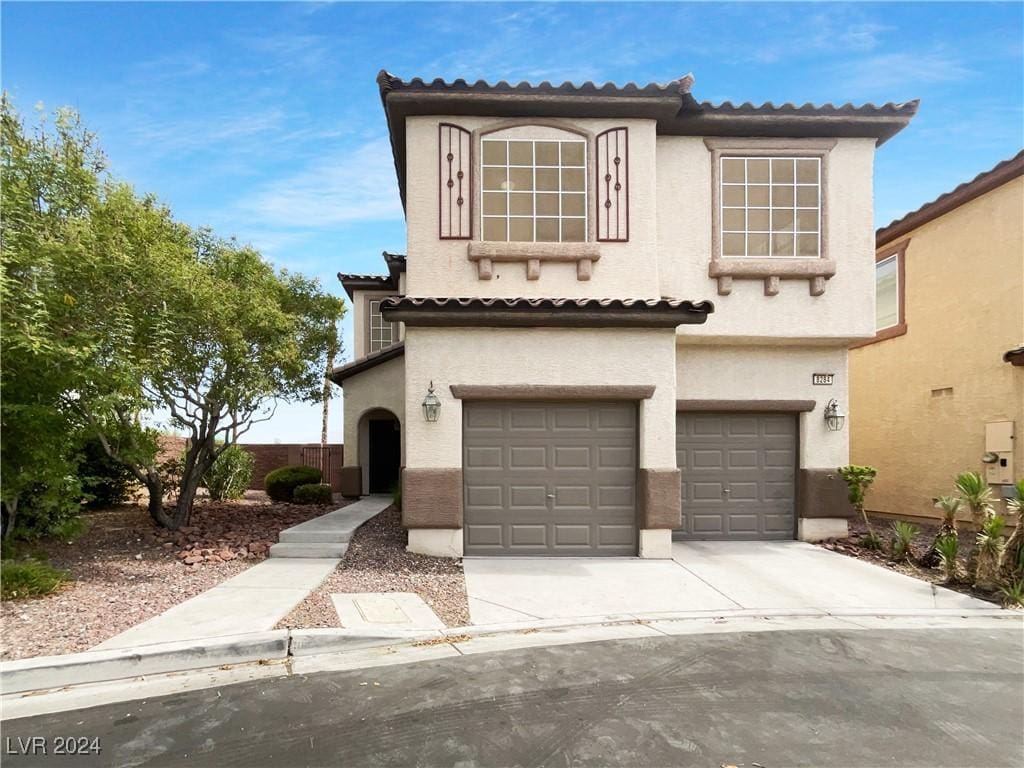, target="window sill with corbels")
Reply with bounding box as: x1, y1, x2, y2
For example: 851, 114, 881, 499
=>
709, 257, 837, 296
467, 242, 602, 281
